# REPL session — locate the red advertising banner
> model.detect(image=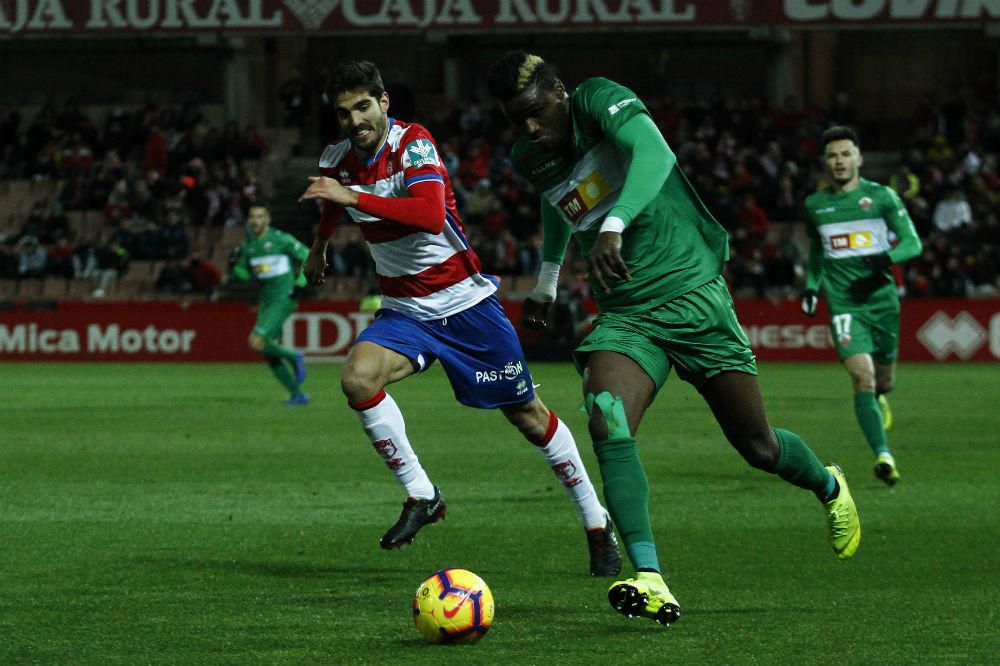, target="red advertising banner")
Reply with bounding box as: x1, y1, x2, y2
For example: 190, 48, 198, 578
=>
2, 1, 996, 36
0, 298, 998, 362
736, 298, 1000, 361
